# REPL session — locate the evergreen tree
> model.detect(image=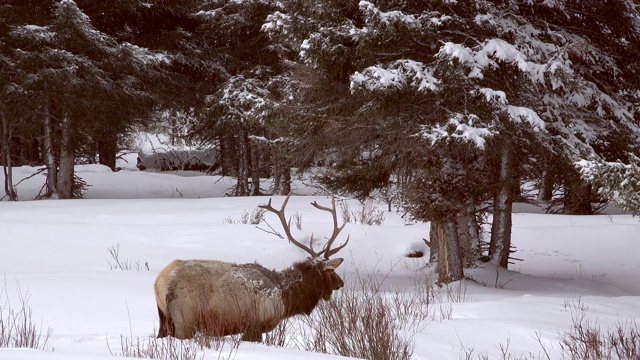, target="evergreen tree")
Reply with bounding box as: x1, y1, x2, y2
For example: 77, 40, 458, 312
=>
2, 0, 163, 198
580, 155, 640, 217
187, 0, 283, 195
265, 0, 640, 281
